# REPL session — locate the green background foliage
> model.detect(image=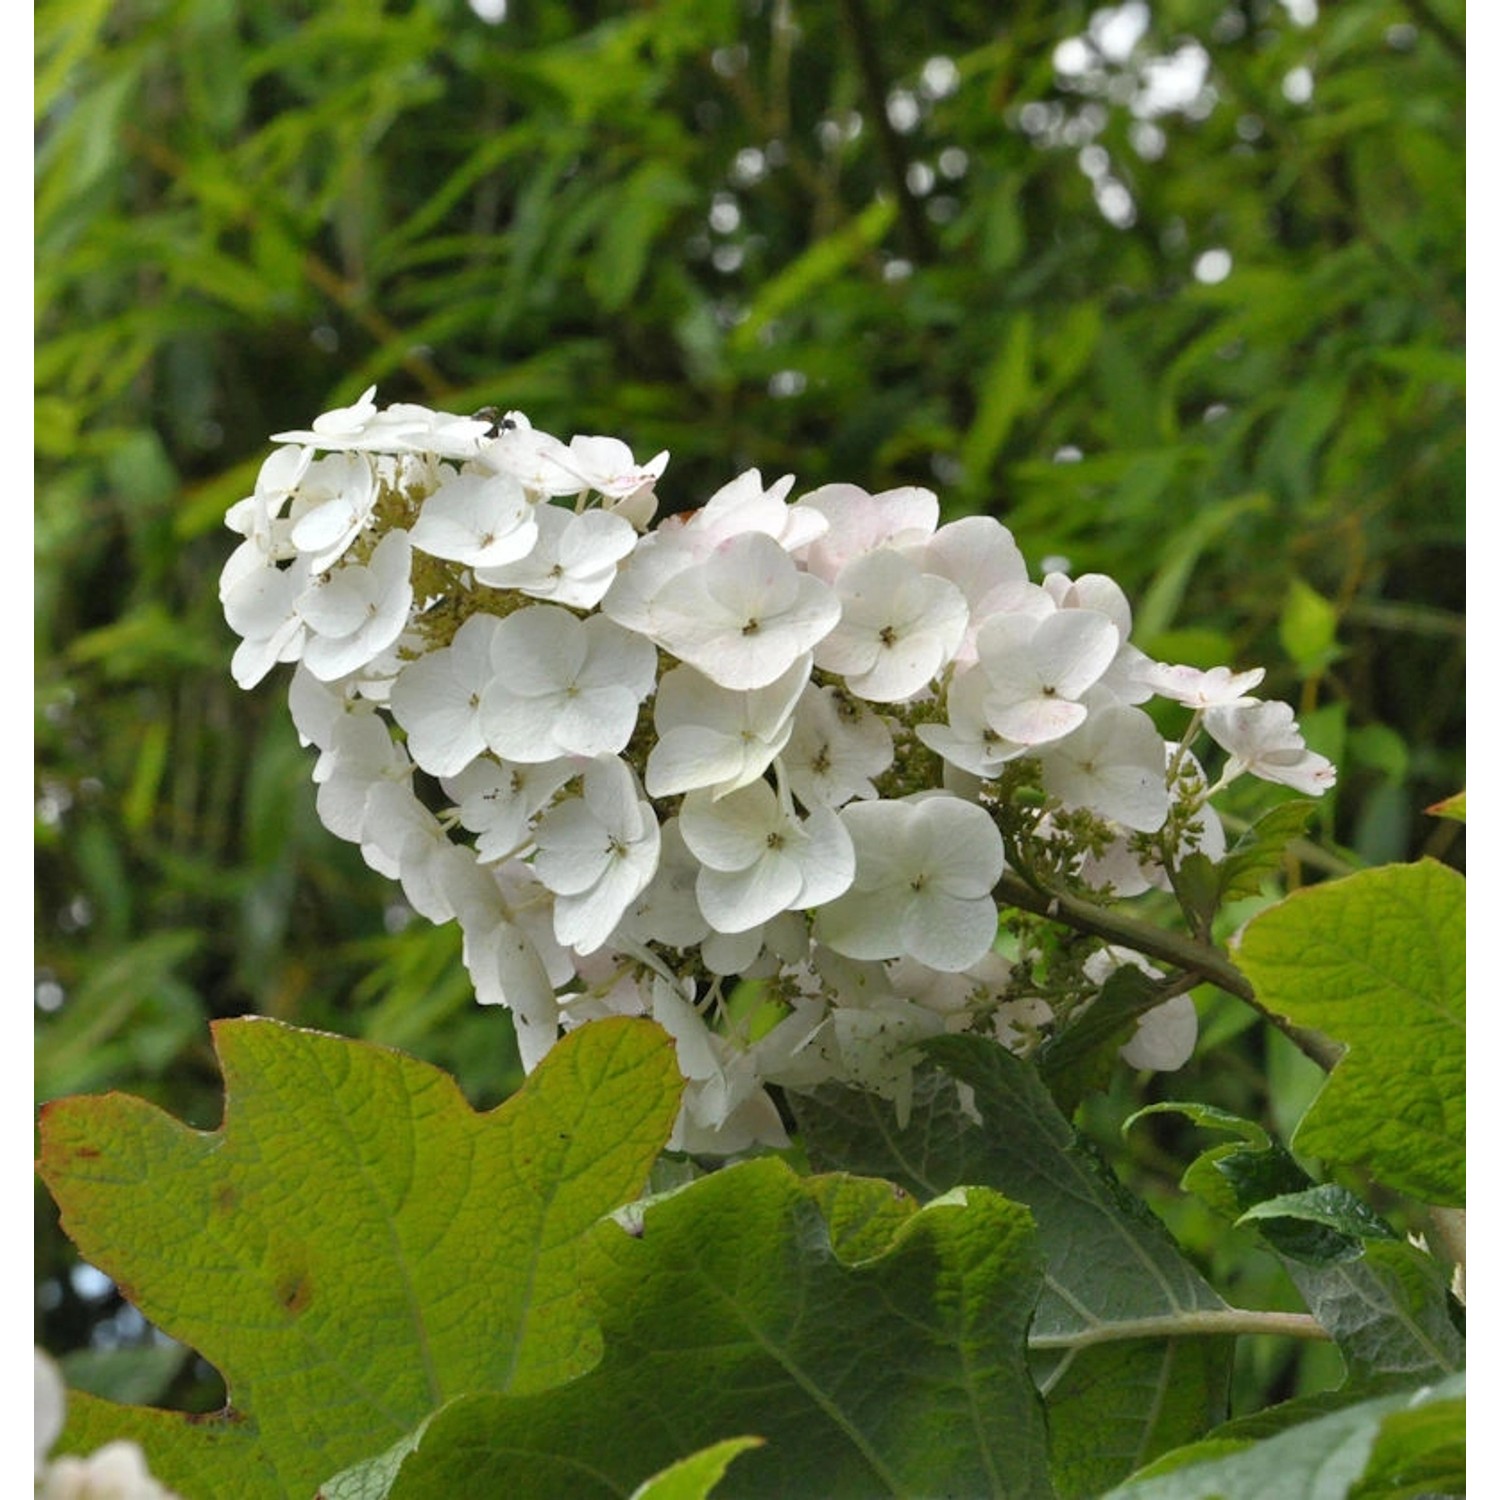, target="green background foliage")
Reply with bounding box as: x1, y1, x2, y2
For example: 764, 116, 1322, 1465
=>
37, 0, 1462, 1448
